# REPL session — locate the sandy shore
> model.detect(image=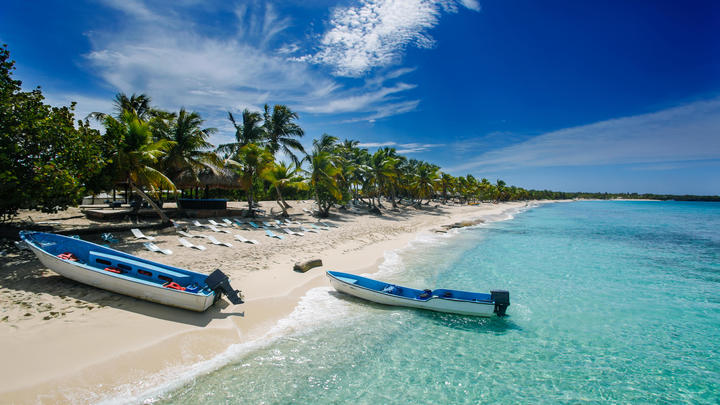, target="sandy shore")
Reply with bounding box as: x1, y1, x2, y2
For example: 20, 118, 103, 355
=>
0, 200, 539, 404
